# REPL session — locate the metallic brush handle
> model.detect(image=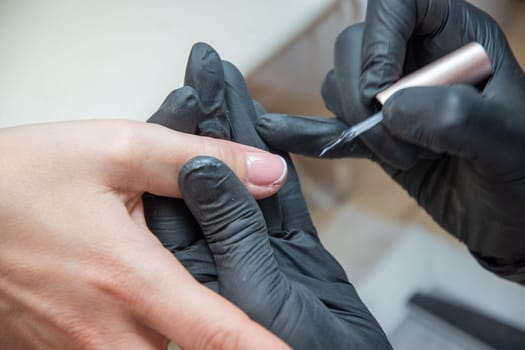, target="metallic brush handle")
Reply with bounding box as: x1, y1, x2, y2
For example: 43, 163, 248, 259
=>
375, 42, 492, 104
319, 42, 493, 157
